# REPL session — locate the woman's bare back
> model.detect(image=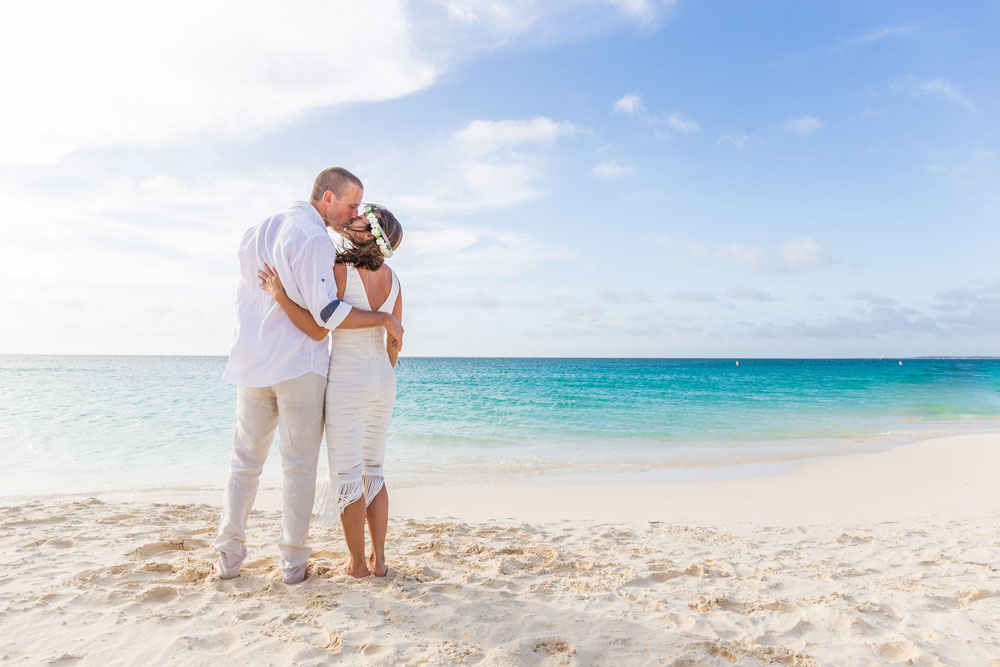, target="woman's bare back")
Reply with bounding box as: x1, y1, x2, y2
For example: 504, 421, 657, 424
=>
334, 263, 393, 310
